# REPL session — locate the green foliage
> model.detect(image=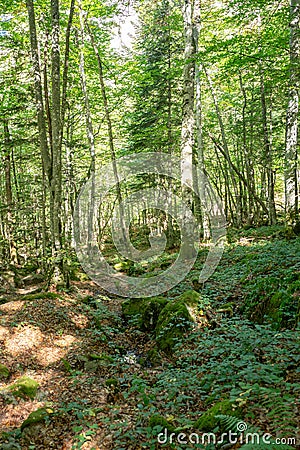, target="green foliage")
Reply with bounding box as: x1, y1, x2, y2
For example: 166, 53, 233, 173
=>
193, 400, 242, 431
0, 363, 10, 379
